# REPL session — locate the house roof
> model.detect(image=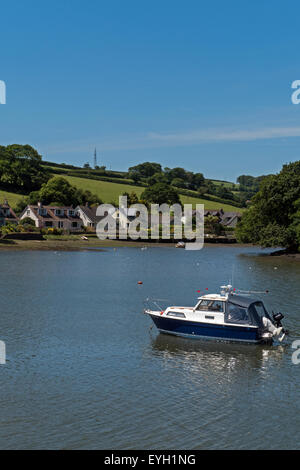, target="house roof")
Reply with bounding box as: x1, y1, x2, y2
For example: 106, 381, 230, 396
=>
204, 209, 224, 217
0, 201, 18, 220
220, 211, 242, 226
23, 205, 81, 222
77, 205, 111, 223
